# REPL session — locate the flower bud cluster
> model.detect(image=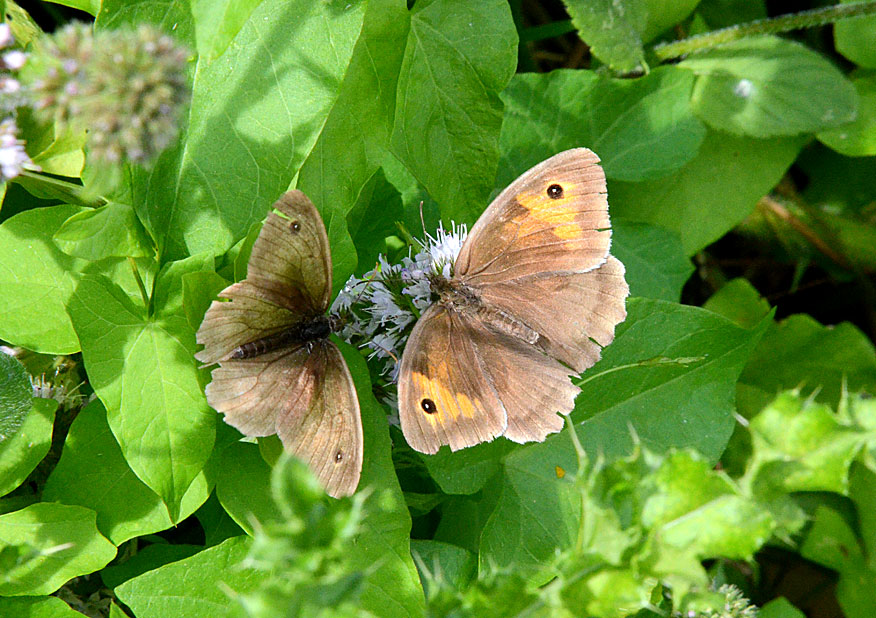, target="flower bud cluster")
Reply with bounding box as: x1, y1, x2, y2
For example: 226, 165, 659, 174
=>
25, 22, 190, 165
